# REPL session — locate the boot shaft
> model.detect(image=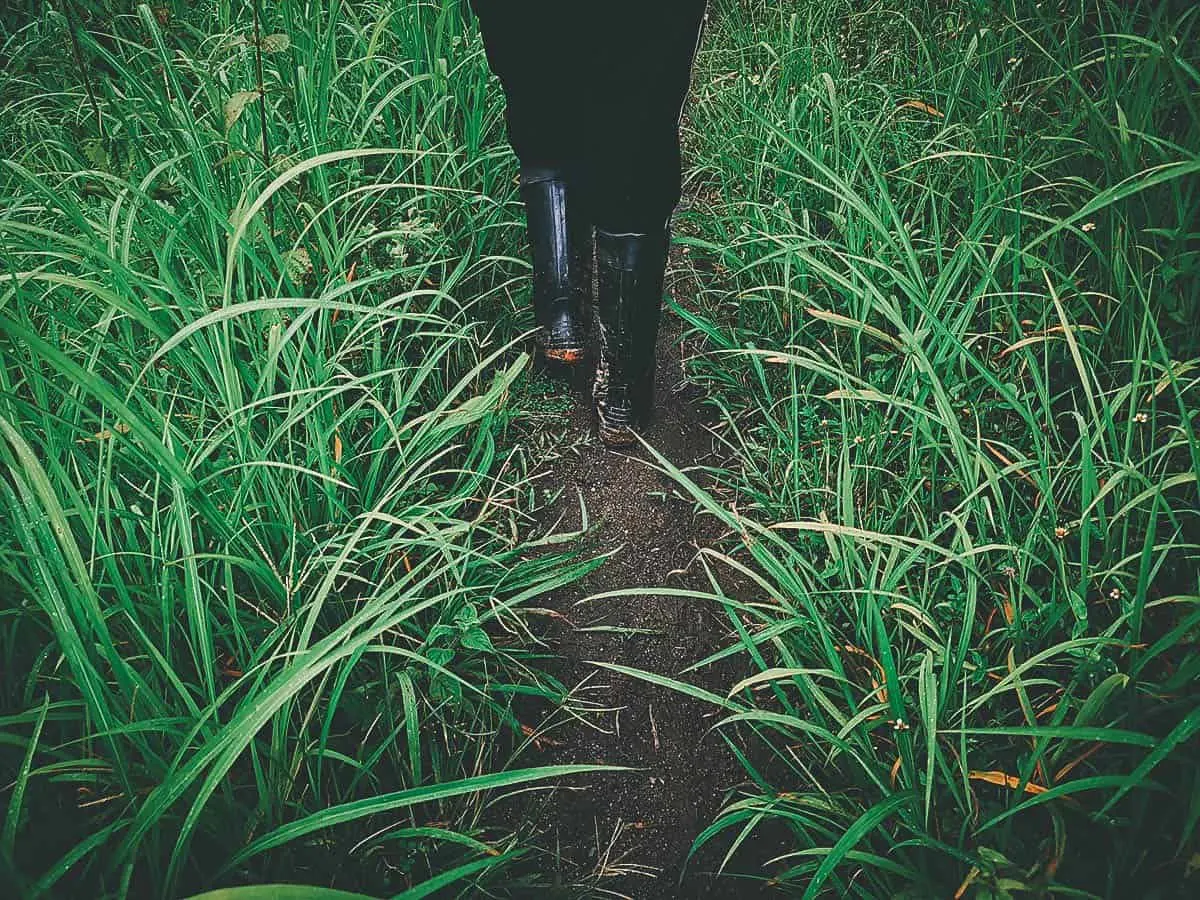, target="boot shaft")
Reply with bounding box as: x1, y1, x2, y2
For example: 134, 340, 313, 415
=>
593, 227, 670, 444
521, 175, 593, 300
595, 228, 669, 376
521, 171, 593, 361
